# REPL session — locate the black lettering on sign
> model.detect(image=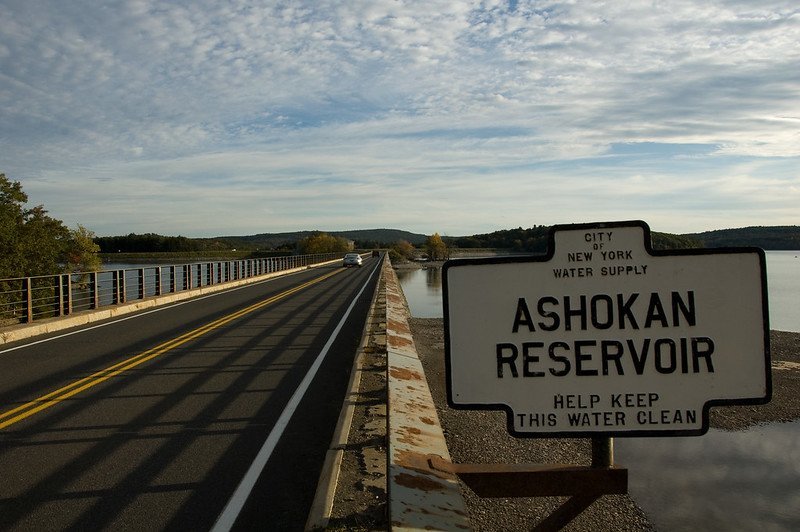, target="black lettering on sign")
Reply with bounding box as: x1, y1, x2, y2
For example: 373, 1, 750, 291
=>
538, 297, 560, 331
564, 295, 588, 331
611, 393, 660, 408
497, 337, 715, 377
575, 340, 598, 376
601, 340, 625, 375
584, 231, 613, 243
618, 293, 640, 329
636, 409, 698, 425
567, 252, 593, 262
522, 342, 545, 377
496, 343, 518, 378
510, 291, 695, 333
517, 412, 557, 427
645, 293, 668, 328
512, 297, 535, 333
567, 411, 625, 427
548, 342, 571, 376
553, 267, 594, 278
